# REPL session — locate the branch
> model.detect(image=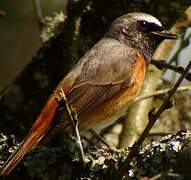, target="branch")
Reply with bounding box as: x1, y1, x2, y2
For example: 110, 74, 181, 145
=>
118, 61, 191, 175
151, 59, 191, 81
134, 85, 191, 103
56, 87, 85, 162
